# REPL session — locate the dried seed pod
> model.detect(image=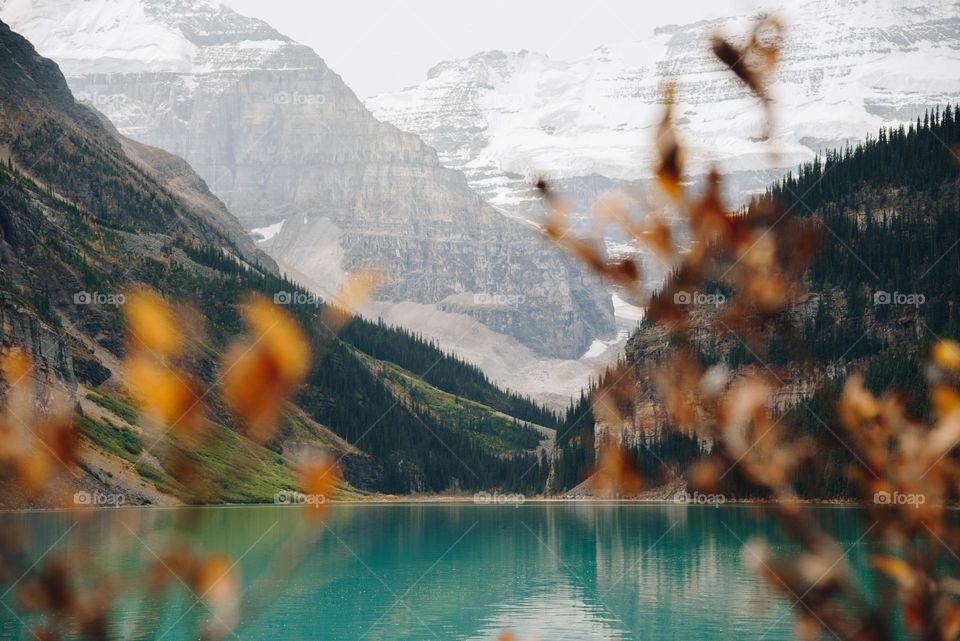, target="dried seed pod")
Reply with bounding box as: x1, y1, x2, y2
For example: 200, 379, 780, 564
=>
655, 84, 684, 199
